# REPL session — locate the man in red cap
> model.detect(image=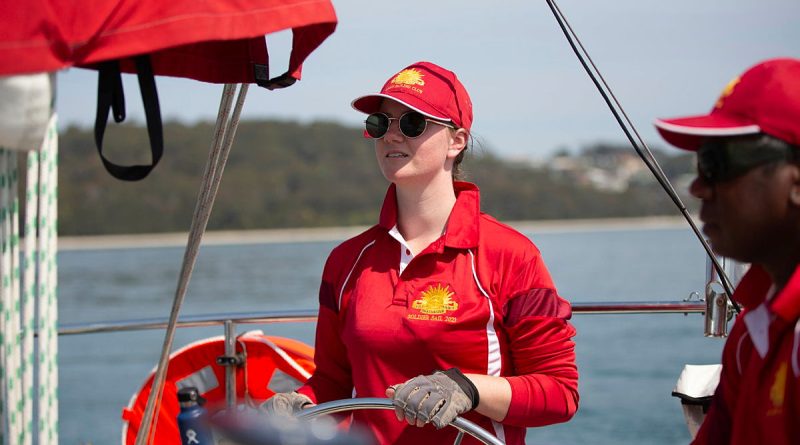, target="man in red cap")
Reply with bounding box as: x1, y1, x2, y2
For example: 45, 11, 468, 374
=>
655, 57, 800, 445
